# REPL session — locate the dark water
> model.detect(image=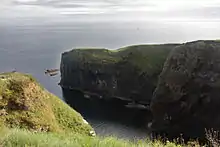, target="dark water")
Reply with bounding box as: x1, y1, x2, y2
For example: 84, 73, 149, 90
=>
0, 21, 220, 140
62, 89, 152, 140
